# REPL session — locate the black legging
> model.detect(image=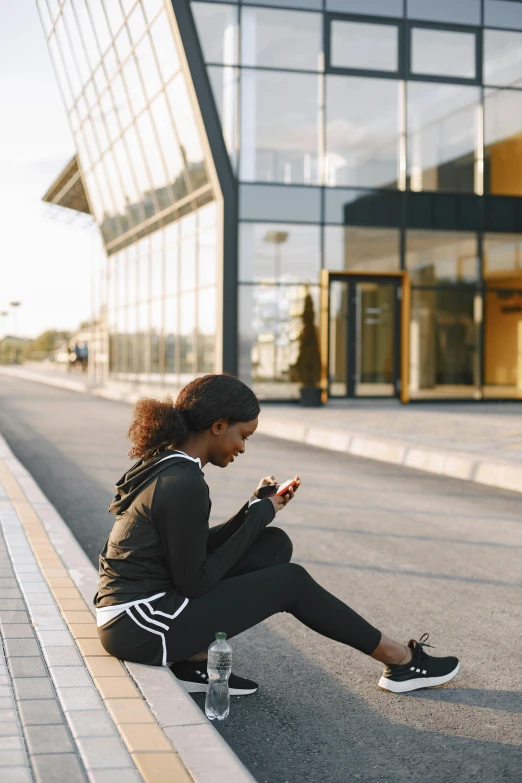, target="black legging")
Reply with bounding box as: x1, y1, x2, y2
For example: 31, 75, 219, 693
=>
98, 526, 382, 665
